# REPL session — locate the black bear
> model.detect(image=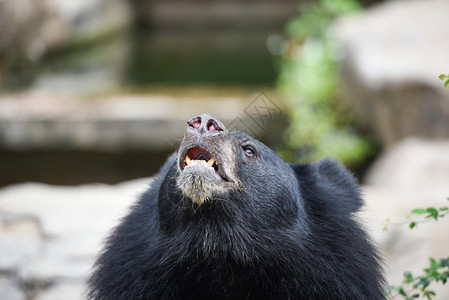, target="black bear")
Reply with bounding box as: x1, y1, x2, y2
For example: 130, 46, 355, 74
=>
88, 114, 385, 299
